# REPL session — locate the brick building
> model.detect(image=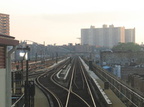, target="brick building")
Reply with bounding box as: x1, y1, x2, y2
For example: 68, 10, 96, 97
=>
0, 13, 9, 35
0, 33, 19, 107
